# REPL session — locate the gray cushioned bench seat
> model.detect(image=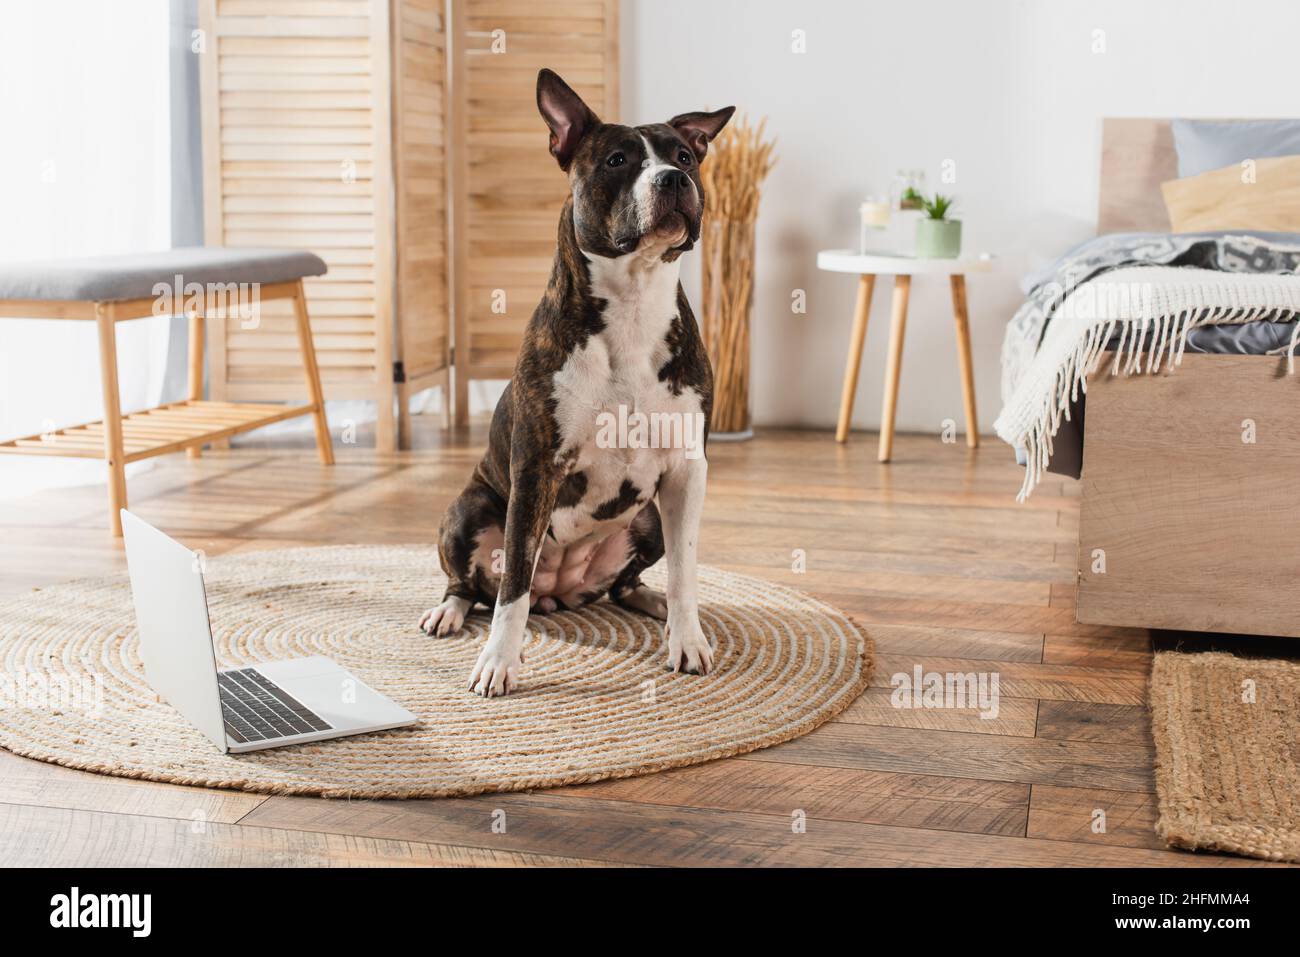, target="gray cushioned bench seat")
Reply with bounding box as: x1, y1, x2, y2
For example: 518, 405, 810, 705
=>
0, 247, 327, 302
